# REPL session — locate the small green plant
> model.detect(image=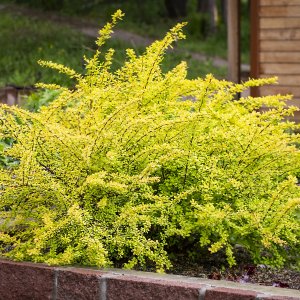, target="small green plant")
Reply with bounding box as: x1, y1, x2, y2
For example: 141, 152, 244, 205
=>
0, 11, 299, 272
22, 89, 62, 112
0, 137, 18, 168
